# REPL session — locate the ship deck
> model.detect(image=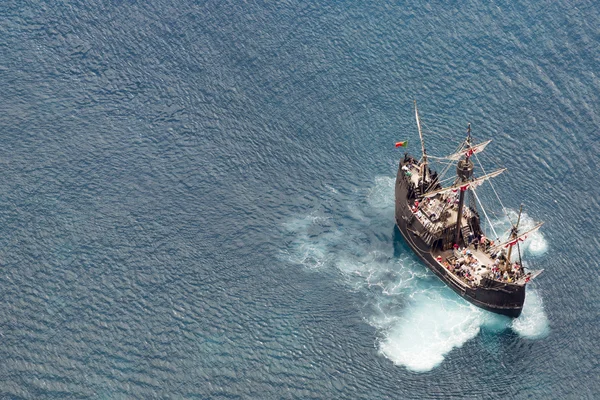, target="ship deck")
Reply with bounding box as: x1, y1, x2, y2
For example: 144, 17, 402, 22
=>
404, 163, 474, 233
402, 159, 529, 287
435, 246, 529, 287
